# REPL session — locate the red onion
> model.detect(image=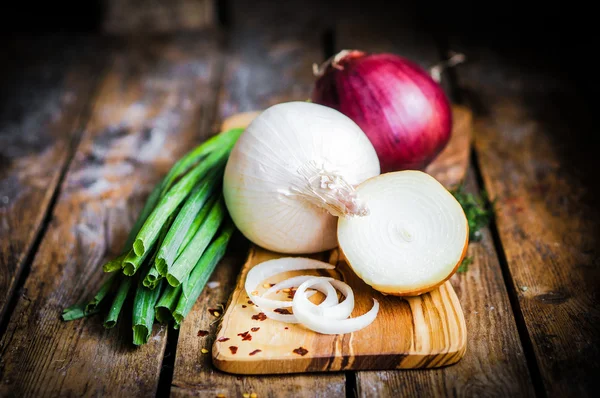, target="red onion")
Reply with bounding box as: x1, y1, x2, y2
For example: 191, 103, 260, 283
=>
311, 50, 453, 173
